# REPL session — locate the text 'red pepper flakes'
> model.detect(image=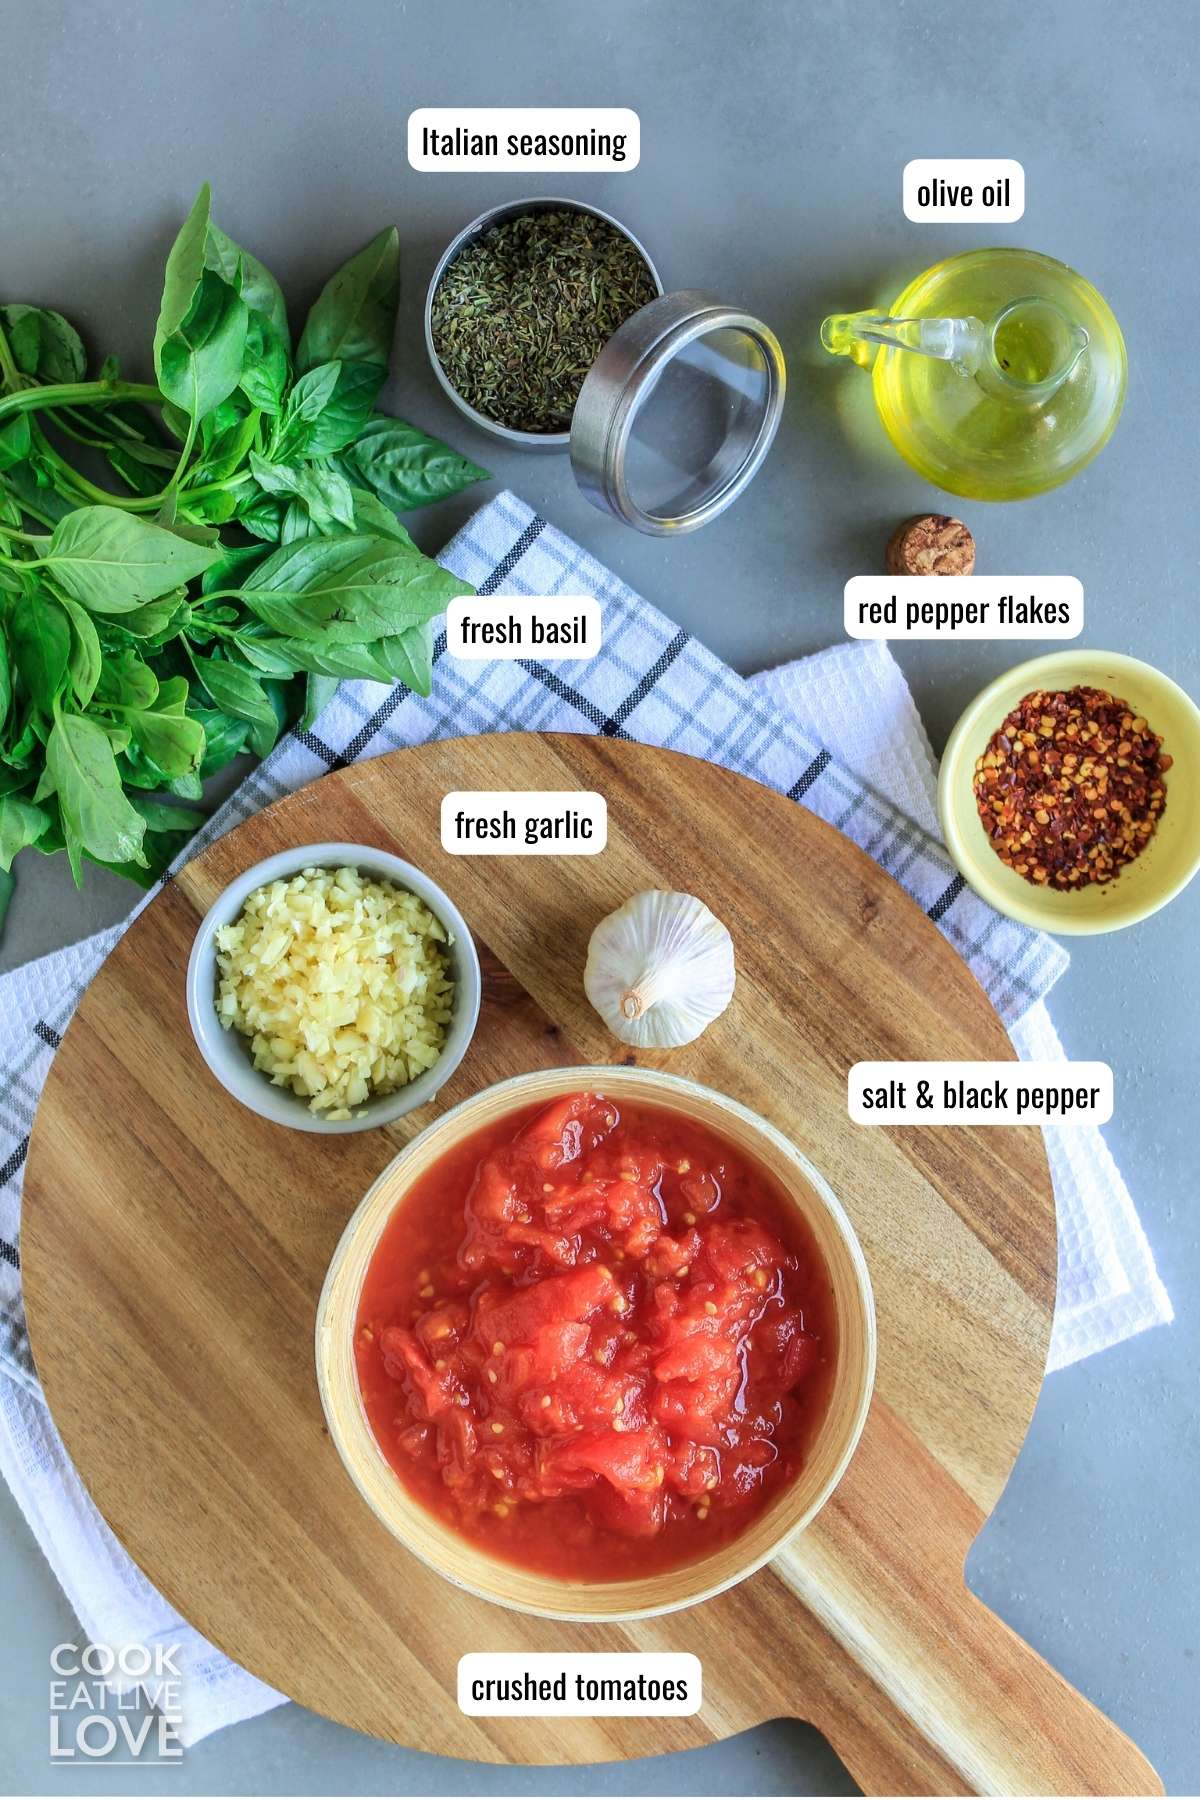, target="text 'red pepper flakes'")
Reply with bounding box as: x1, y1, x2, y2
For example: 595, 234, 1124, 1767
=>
973, 687, 1171, 889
